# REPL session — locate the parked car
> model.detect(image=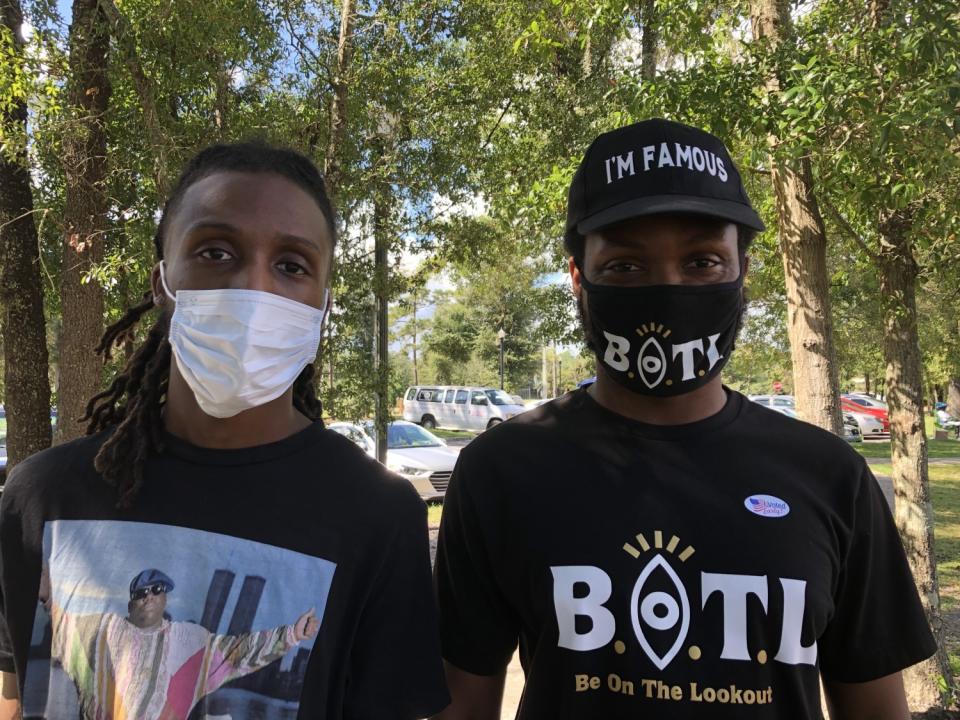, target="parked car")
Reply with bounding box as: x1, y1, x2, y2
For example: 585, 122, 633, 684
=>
841, 413, 863, 443
846, 410, 886, 439
748, 394, 796, 409
328, 420, 458, 500
402, 385, 526, 431
763, 404, 863, 443
844, 393, 888, 411
840, 395, 889, 432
